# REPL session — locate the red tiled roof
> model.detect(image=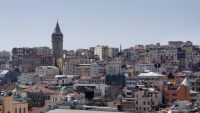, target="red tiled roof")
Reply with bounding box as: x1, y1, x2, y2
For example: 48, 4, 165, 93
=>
22, 86, 55, 93
29, 107, 42, 113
